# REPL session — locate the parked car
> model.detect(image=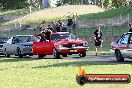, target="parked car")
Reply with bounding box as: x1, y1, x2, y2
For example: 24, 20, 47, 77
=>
33, 32, 88, 58
3, 35, 33, 58
110, 32, 132, 61
0, 36, 10, 55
